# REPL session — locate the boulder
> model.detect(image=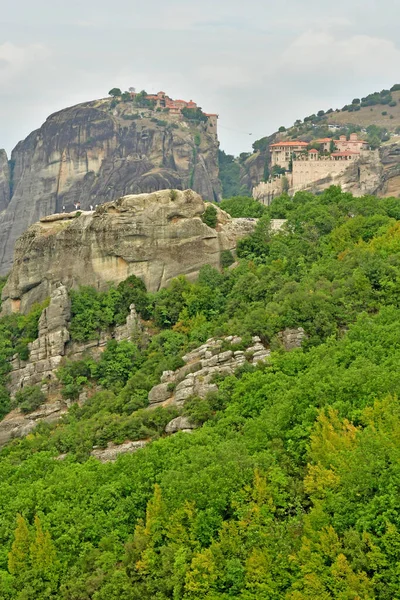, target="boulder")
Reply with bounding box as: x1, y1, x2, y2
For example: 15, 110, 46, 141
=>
165, 416, 195, 434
